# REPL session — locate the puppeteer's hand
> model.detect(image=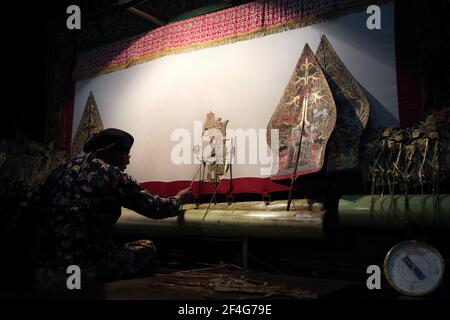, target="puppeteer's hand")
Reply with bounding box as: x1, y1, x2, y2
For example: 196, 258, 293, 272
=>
176, 188, 192, 205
